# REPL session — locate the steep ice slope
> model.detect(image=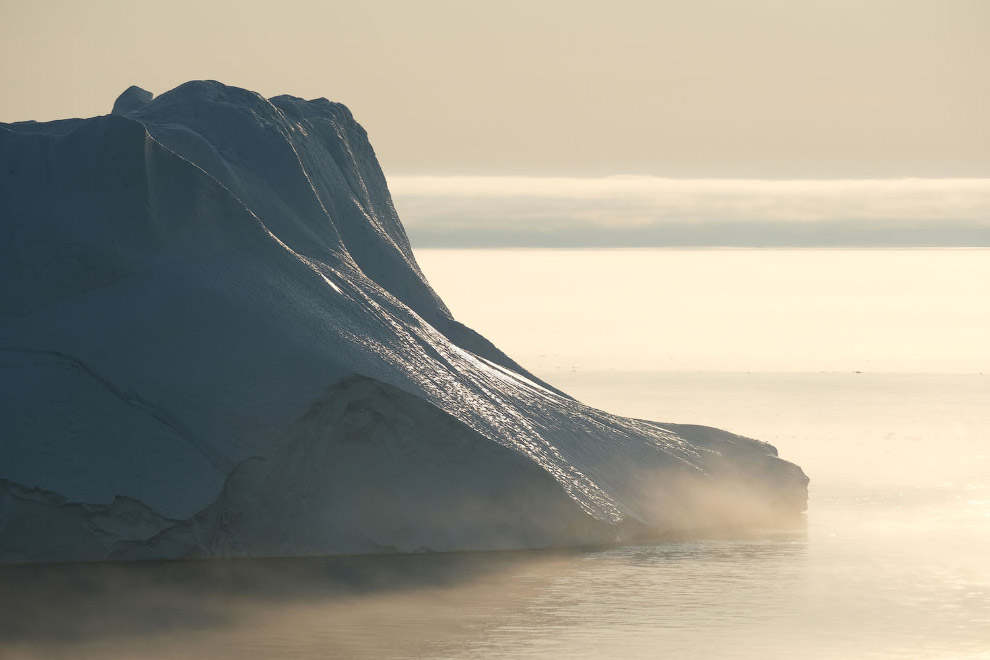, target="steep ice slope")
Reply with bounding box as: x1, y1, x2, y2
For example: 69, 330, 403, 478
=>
0, 82, 807, 562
